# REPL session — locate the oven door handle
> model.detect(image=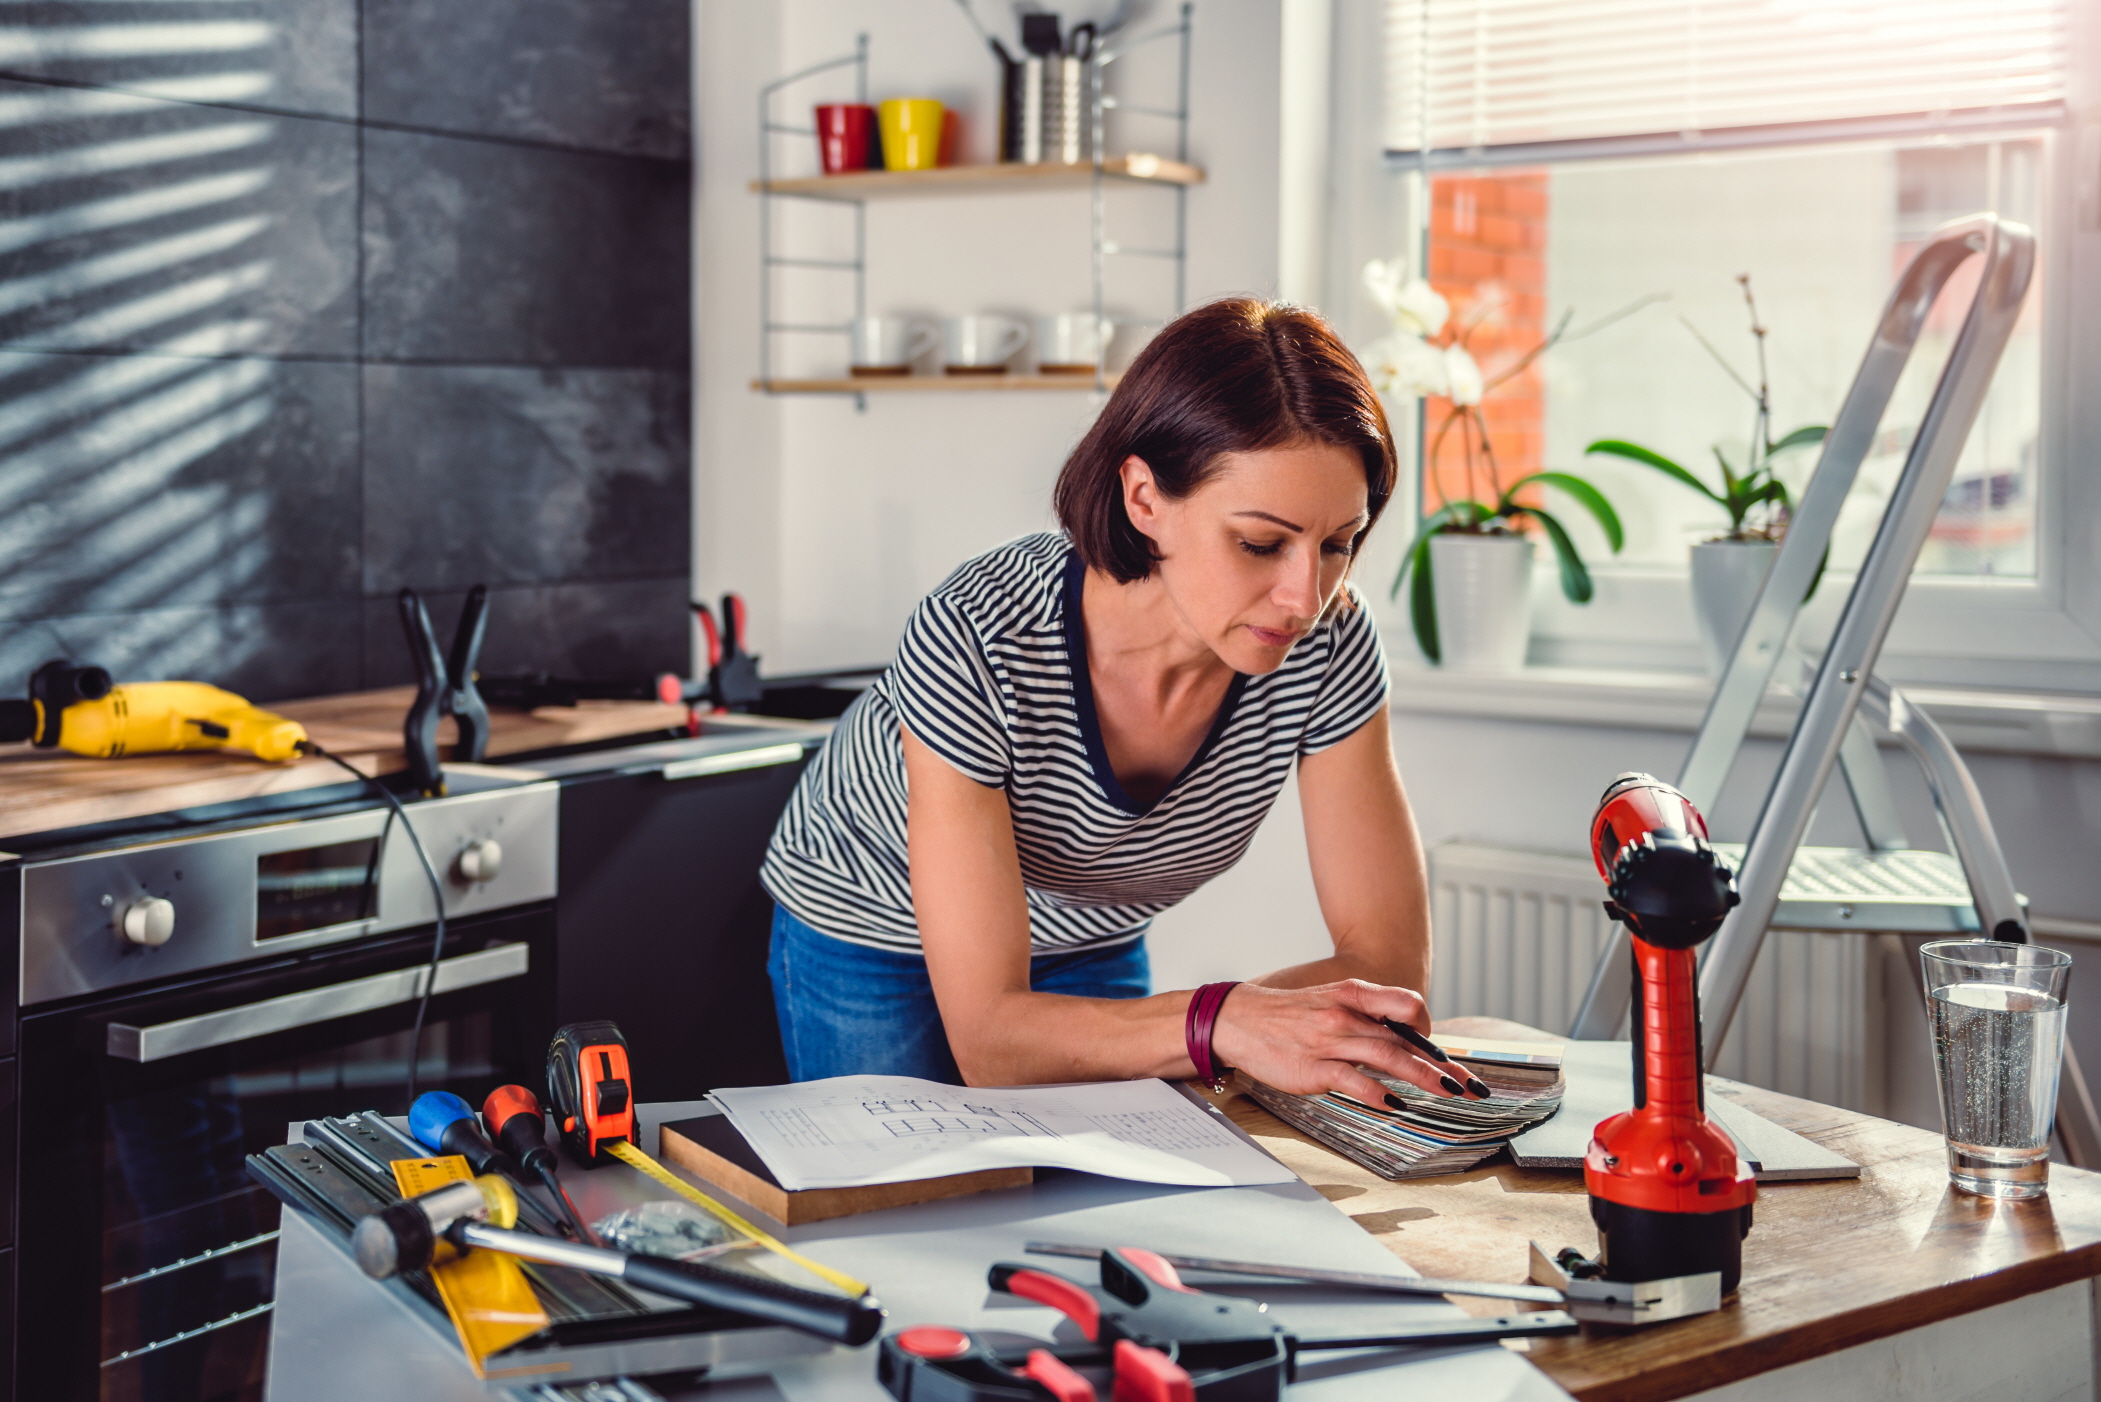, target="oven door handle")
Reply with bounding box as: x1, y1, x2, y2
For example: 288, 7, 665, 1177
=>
105, 942, 530, 1062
